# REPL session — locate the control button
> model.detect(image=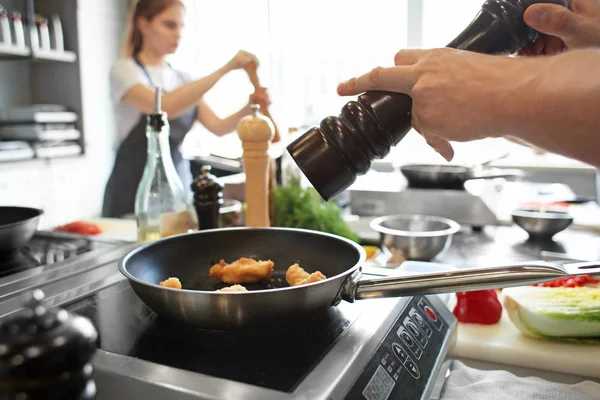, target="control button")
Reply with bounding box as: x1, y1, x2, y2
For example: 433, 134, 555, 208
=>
393, 373, 399, 381
404, 317, 428, 349
387, 365, 393, 373
391, 342, 408, 363
409, 308, 433, 338
401, 330, 415, 347
425, 306, 437, 322
382, 358, 387, 365
404, 357, 421, 379
396, 327, 423, 359
417, 298, 444, 331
